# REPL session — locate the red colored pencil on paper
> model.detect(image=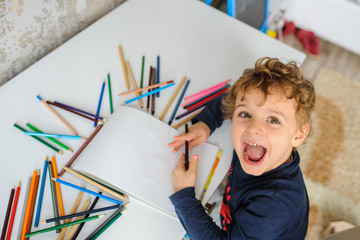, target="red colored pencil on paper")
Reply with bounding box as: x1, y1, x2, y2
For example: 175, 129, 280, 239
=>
5, 182, 21, 240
